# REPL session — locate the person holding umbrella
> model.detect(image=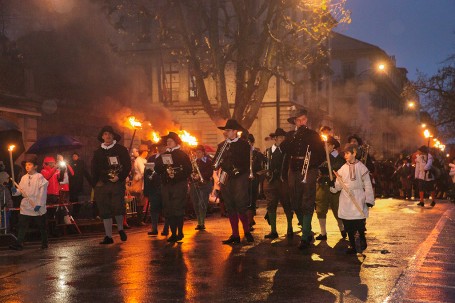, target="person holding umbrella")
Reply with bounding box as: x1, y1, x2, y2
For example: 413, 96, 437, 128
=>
92, 126, 131, 244
9, 156, 49, 250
